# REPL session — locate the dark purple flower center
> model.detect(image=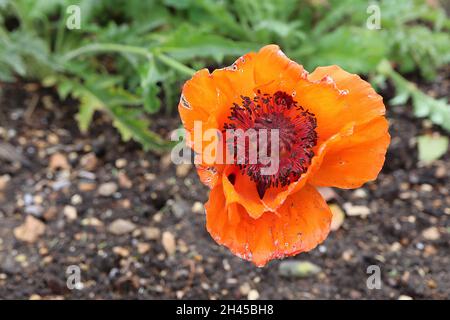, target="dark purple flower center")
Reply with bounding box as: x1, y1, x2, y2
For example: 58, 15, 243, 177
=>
223, 91, 317, 199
